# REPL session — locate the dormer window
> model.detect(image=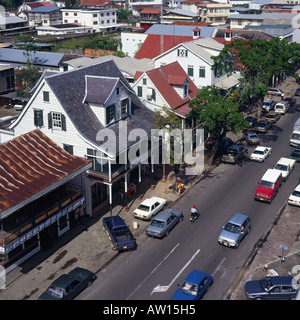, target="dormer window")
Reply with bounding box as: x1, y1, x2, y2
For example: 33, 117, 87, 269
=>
121, 98, 129, 118
106, 104, 116, 125
116, 87, 120, 95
